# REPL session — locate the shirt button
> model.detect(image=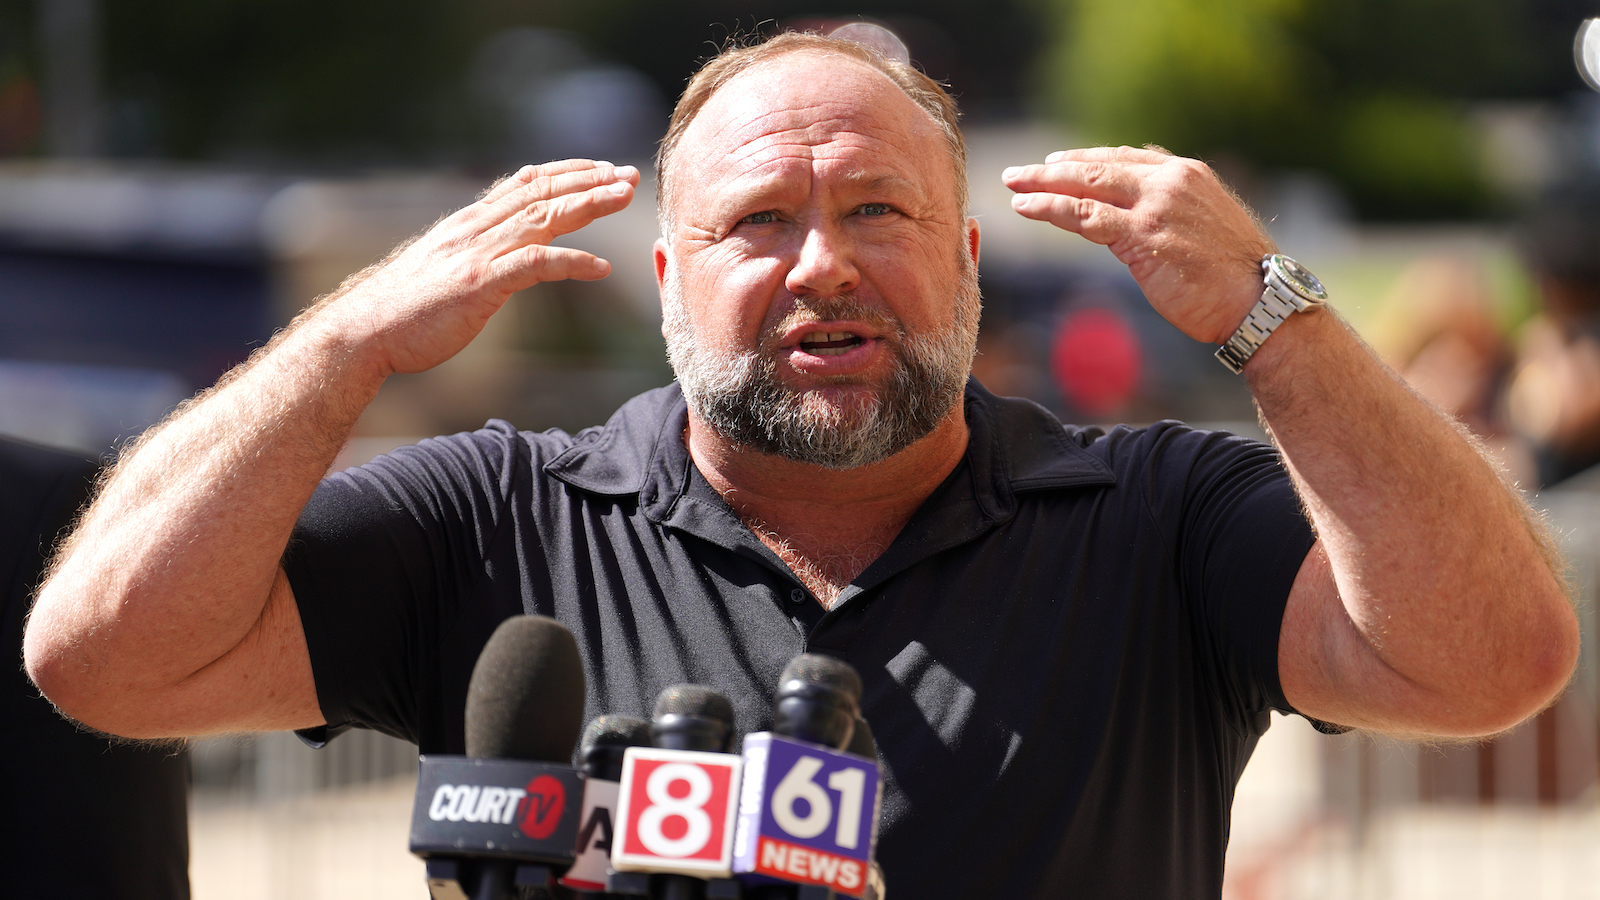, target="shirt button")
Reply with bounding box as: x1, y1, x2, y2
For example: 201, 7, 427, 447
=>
789, 588, 806, 605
